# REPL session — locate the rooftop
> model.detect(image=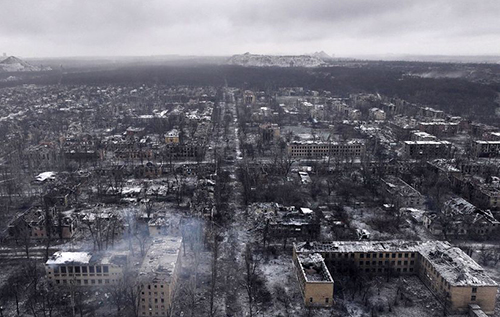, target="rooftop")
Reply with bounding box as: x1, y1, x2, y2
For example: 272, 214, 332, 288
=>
297, 253, 333, 283
294, 240, 498, 287
419, 121, 458, 126
46, 251, 92, 265
138, 237, 182, 284
382, 176, 422, 197
290, 139, 365, 146
46, 251, 129, 266
404, 140, 451, 145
